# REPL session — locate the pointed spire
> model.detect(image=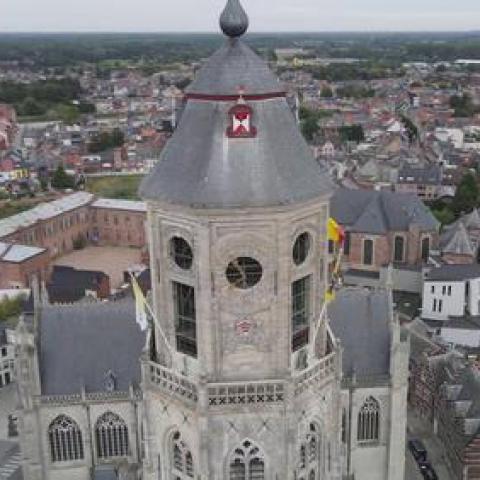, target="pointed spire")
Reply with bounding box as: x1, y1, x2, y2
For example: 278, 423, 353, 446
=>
220, 0, 249, 38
